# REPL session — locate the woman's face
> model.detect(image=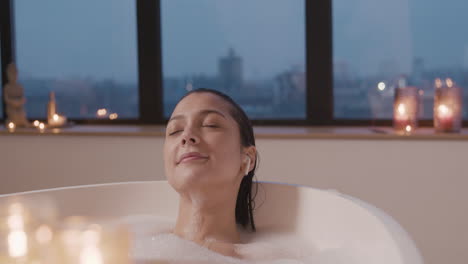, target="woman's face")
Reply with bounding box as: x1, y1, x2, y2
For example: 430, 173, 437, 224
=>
164, 92, 246, 196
